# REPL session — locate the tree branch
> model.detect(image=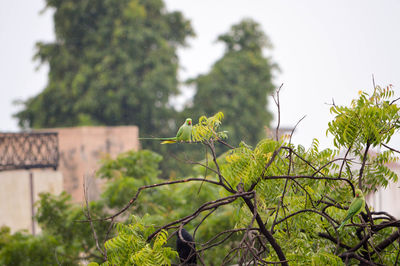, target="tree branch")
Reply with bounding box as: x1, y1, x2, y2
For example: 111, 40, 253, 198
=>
83, 178, 107, 260
241, 195, 288, 266
81, 178, 223, 222
147, 191, 253, 241
359, 141, 371, 190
